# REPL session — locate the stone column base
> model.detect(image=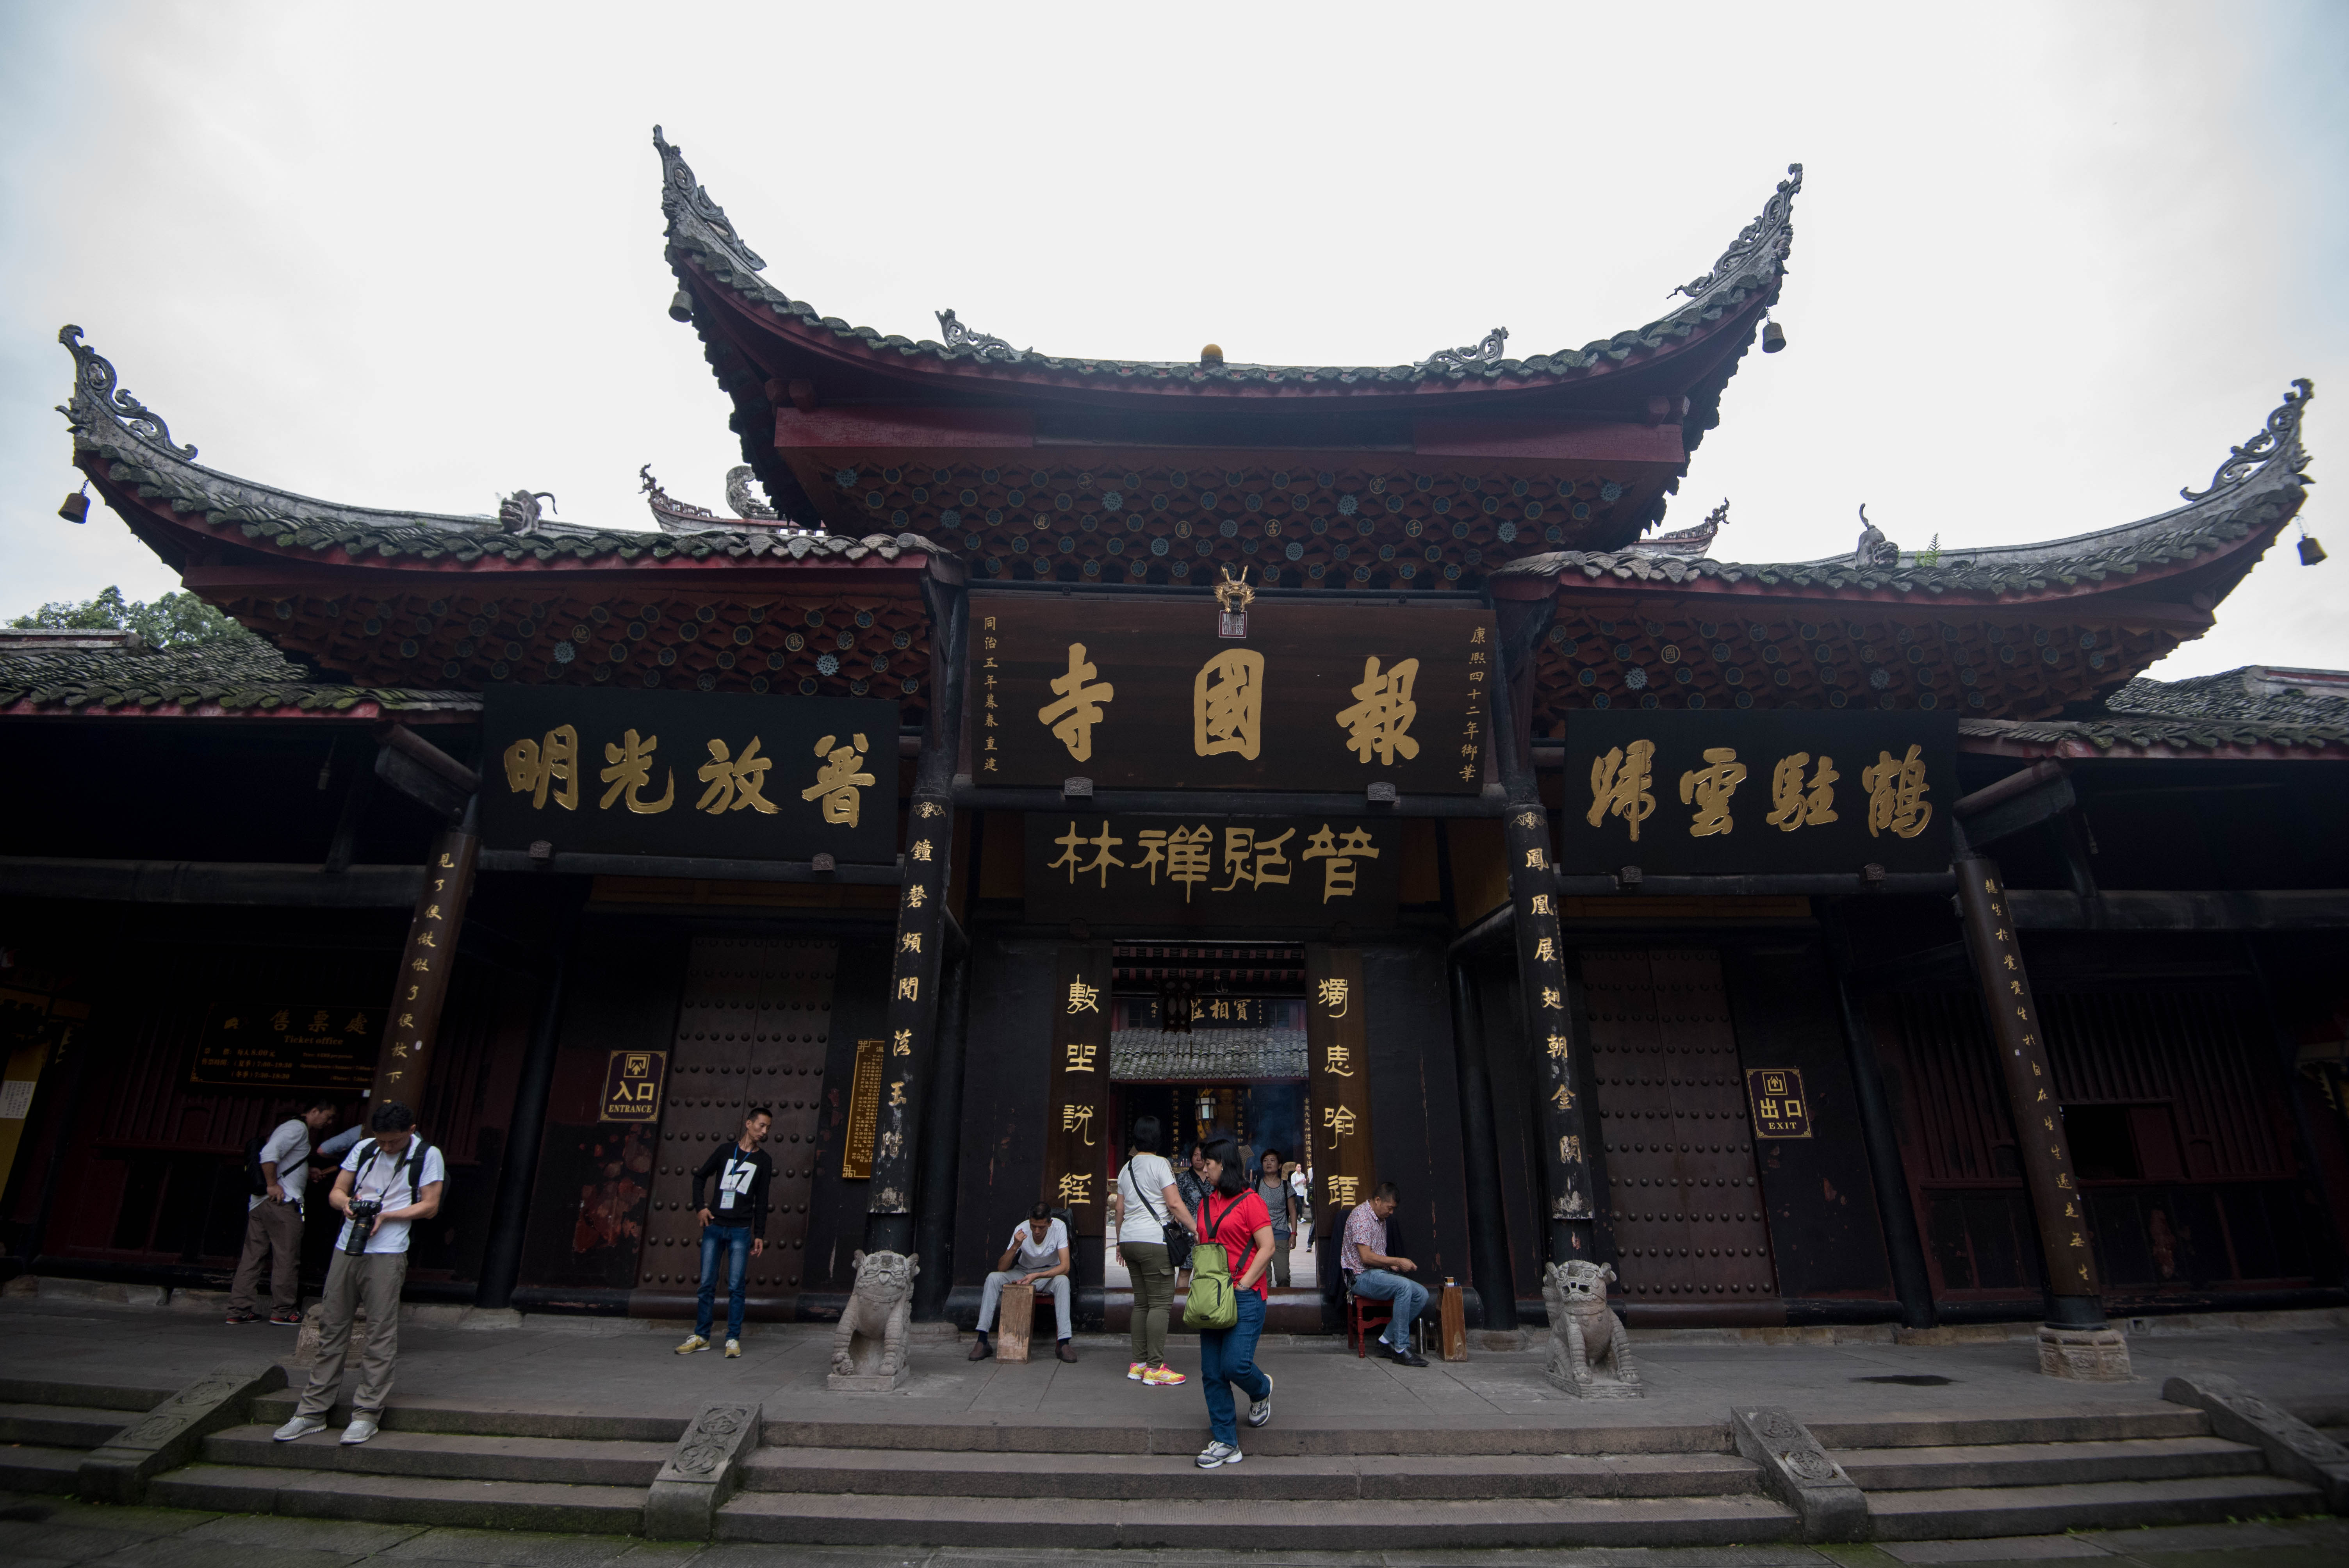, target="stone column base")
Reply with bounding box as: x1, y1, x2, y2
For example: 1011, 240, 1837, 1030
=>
904, 1320, 962, 1343
2038, 1322, 2133, 1380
